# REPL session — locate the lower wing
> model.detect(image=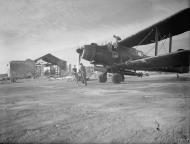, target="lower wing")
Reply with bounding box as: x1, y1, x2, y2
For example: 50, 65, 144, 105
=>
117, 50, 190, 73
